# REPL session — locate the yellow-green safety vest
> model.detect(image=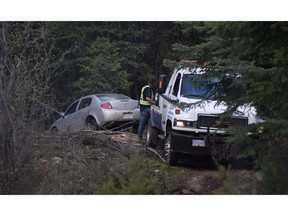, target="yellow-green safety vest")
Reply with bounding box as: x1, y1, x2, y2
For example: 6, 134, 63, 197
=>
140, 85, 154, 106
